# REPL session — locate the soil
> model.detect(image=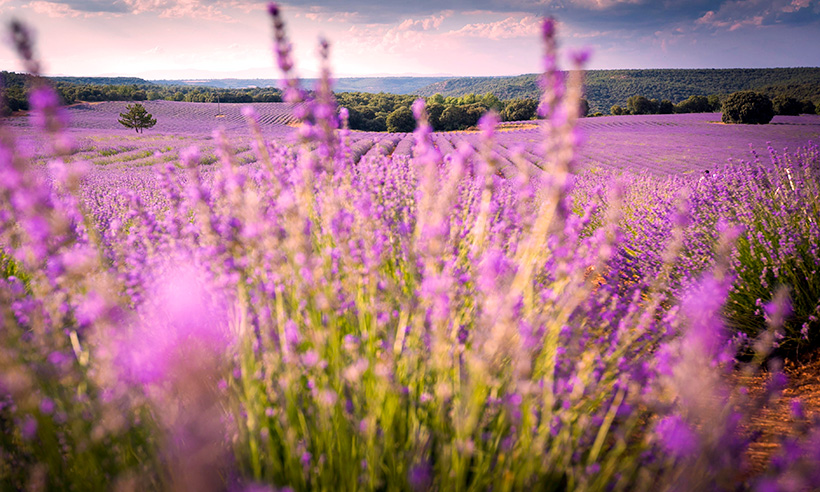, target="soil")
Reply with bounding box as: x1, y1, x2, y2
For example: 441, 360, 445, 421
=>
741, 351, 820, 474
